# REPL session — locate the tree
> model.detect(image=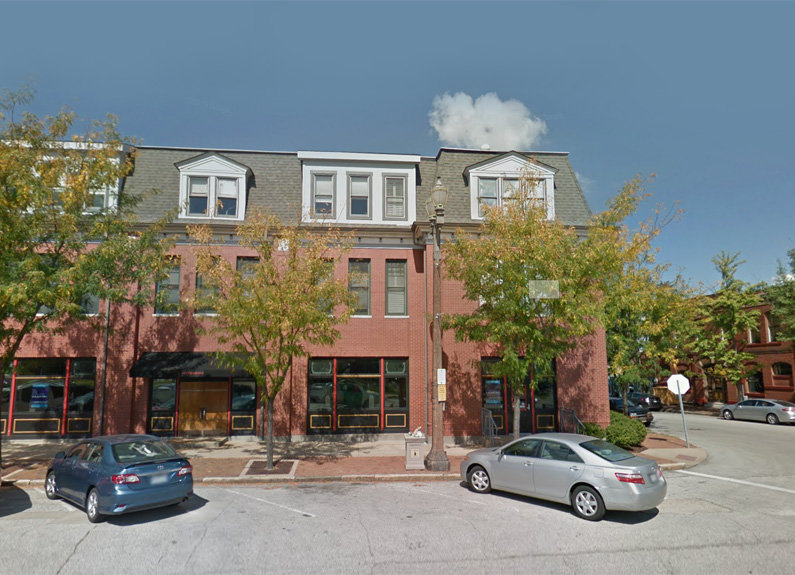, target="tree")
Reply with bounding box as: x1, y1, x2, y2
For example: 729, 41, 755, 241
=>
691, 252, 762, 402
768, 249, 795, 344
598, 179, 686, 411
445, 174, 611, 438
0, 87, 174, 474
190, 210, 356, 468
